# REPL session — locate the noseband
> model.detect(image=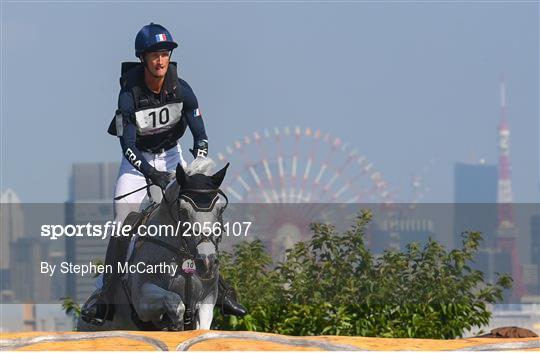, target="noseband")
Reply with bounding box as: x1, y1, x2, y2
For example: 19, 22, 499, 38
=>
178, 188, 229, 213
